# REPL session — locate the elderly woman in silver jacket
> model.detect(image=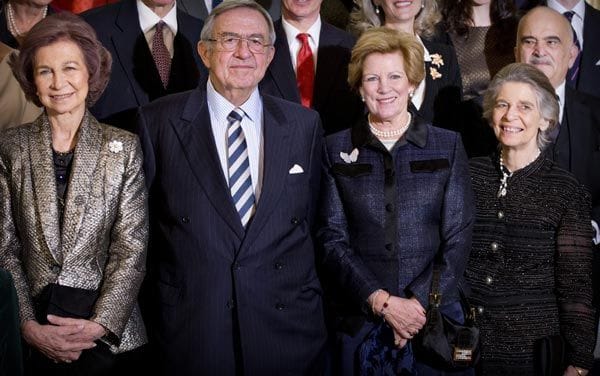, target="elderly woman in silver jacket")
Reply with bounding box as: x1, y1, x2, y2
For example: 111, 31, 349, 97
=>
0, 12, 147, 375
